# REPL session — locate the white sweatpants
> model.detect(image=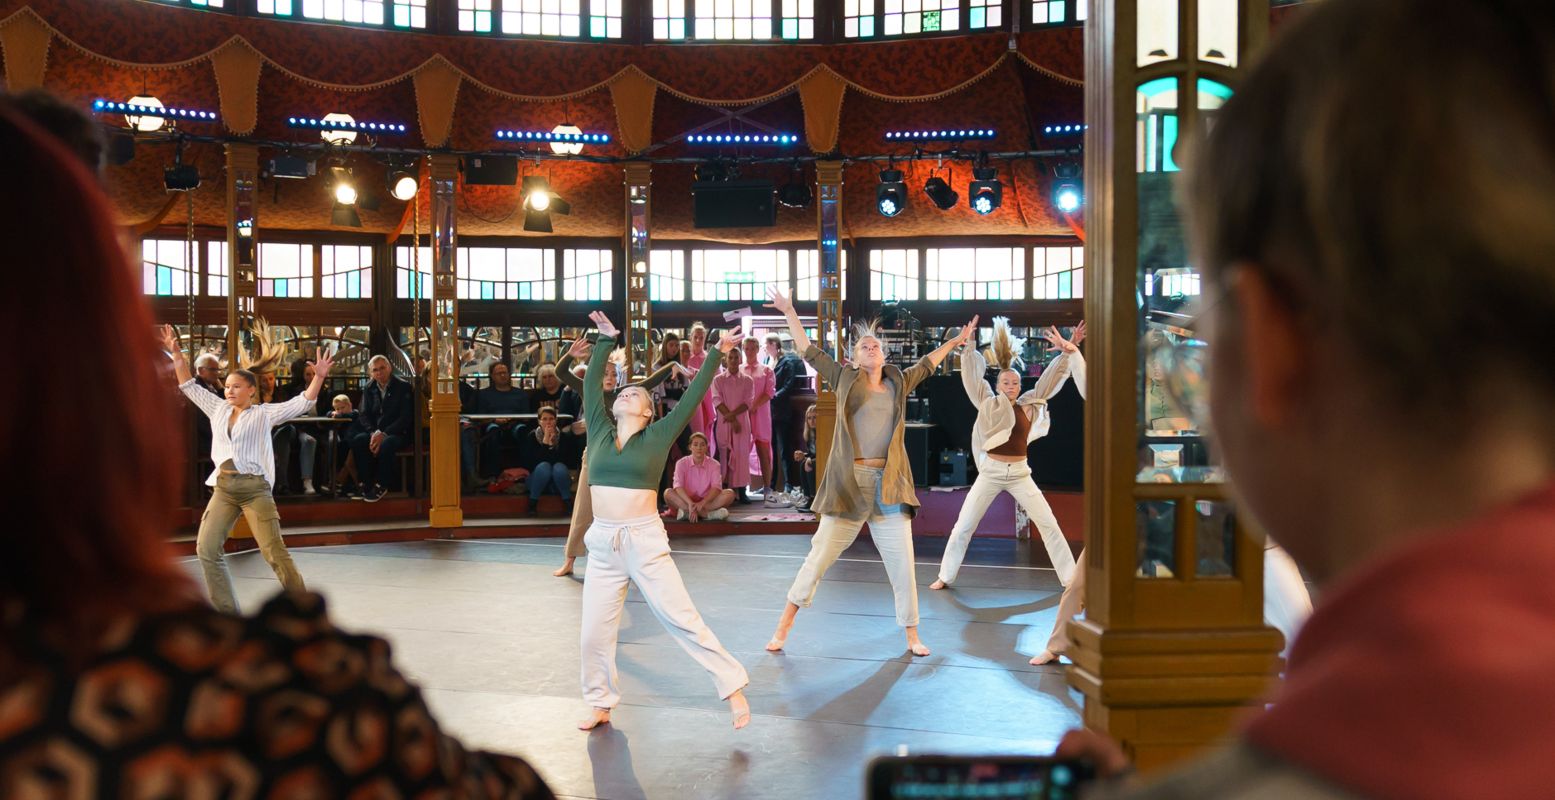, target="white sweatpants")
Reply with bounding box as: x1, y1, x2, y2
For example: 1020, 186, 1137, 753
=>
1042, 544, 1312, 656
785, 465, 920, 628
580, 514, 749, 709
937, 460, 1077, 587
